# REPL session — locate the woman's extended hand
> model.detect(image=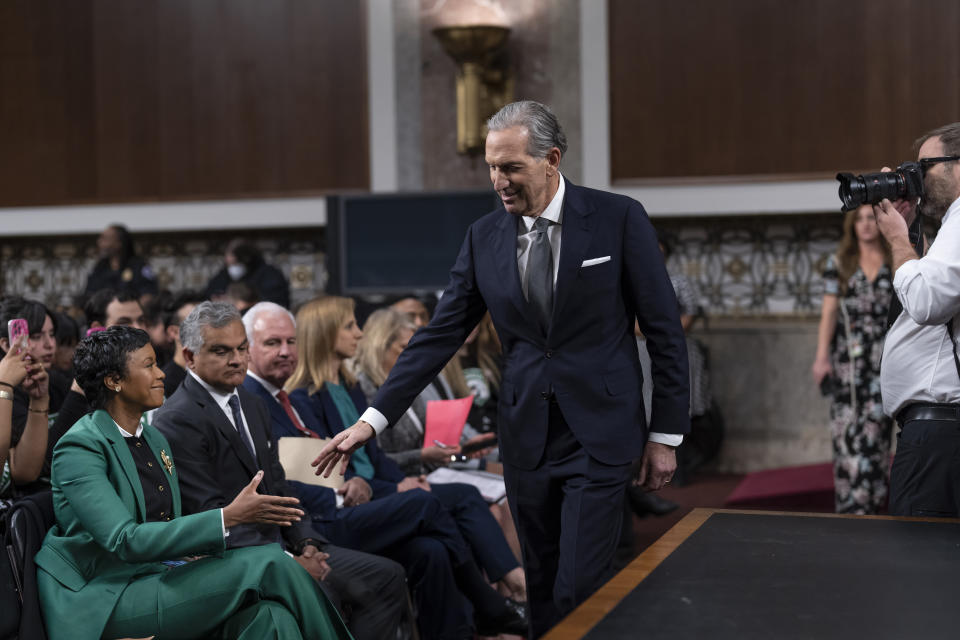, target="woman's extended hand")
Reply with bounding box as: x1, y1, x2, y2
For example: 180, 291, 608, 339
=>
223, 470, 305, 528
